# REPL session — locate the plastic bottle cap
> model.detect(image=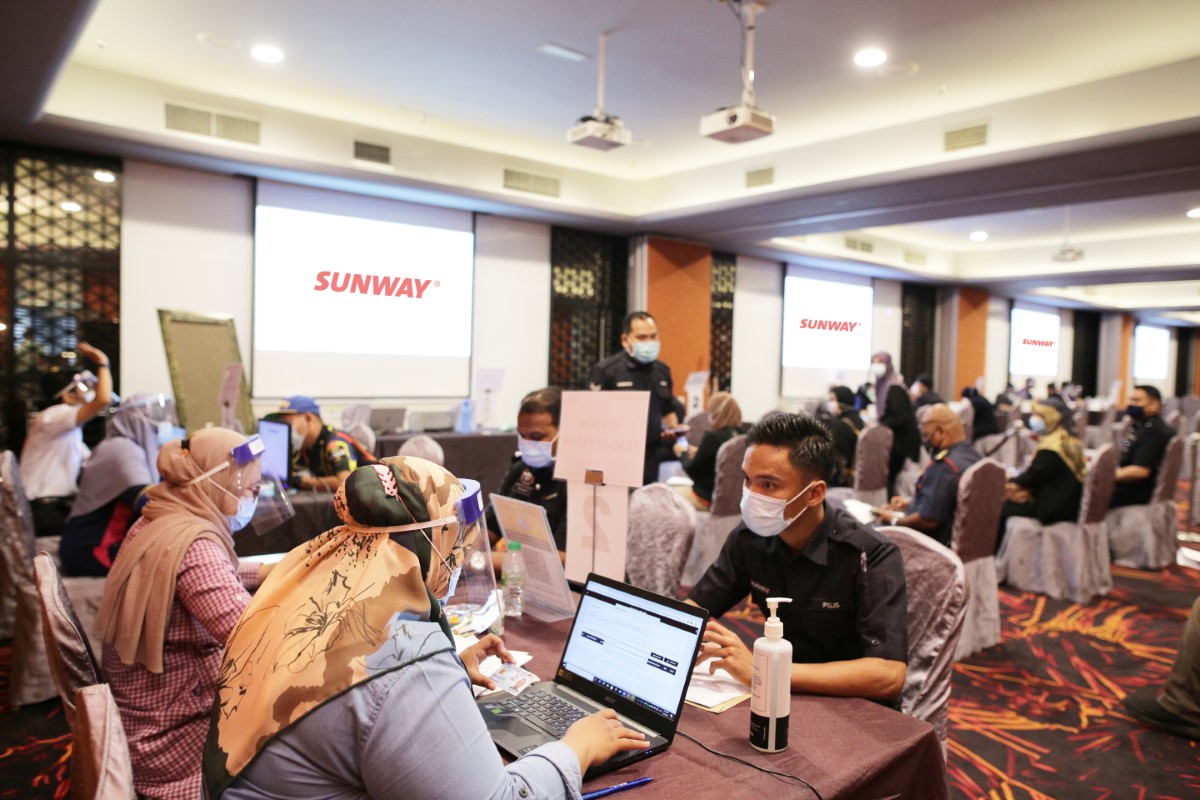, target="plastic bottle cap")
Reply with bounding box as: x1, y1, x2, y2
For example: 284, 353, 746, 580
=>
507, 541, 521, 551
764, 596, 792, 640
